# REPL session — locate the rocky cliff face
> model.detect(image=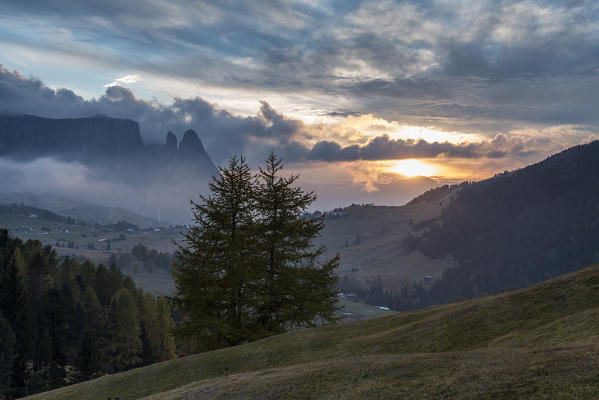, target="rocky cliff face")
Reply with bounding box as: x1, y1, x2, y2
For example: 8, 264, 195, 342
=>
0, 114, 144, 160
0, 113, 219, 222
165, 131, 178, 153
0, 114, 218, 173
